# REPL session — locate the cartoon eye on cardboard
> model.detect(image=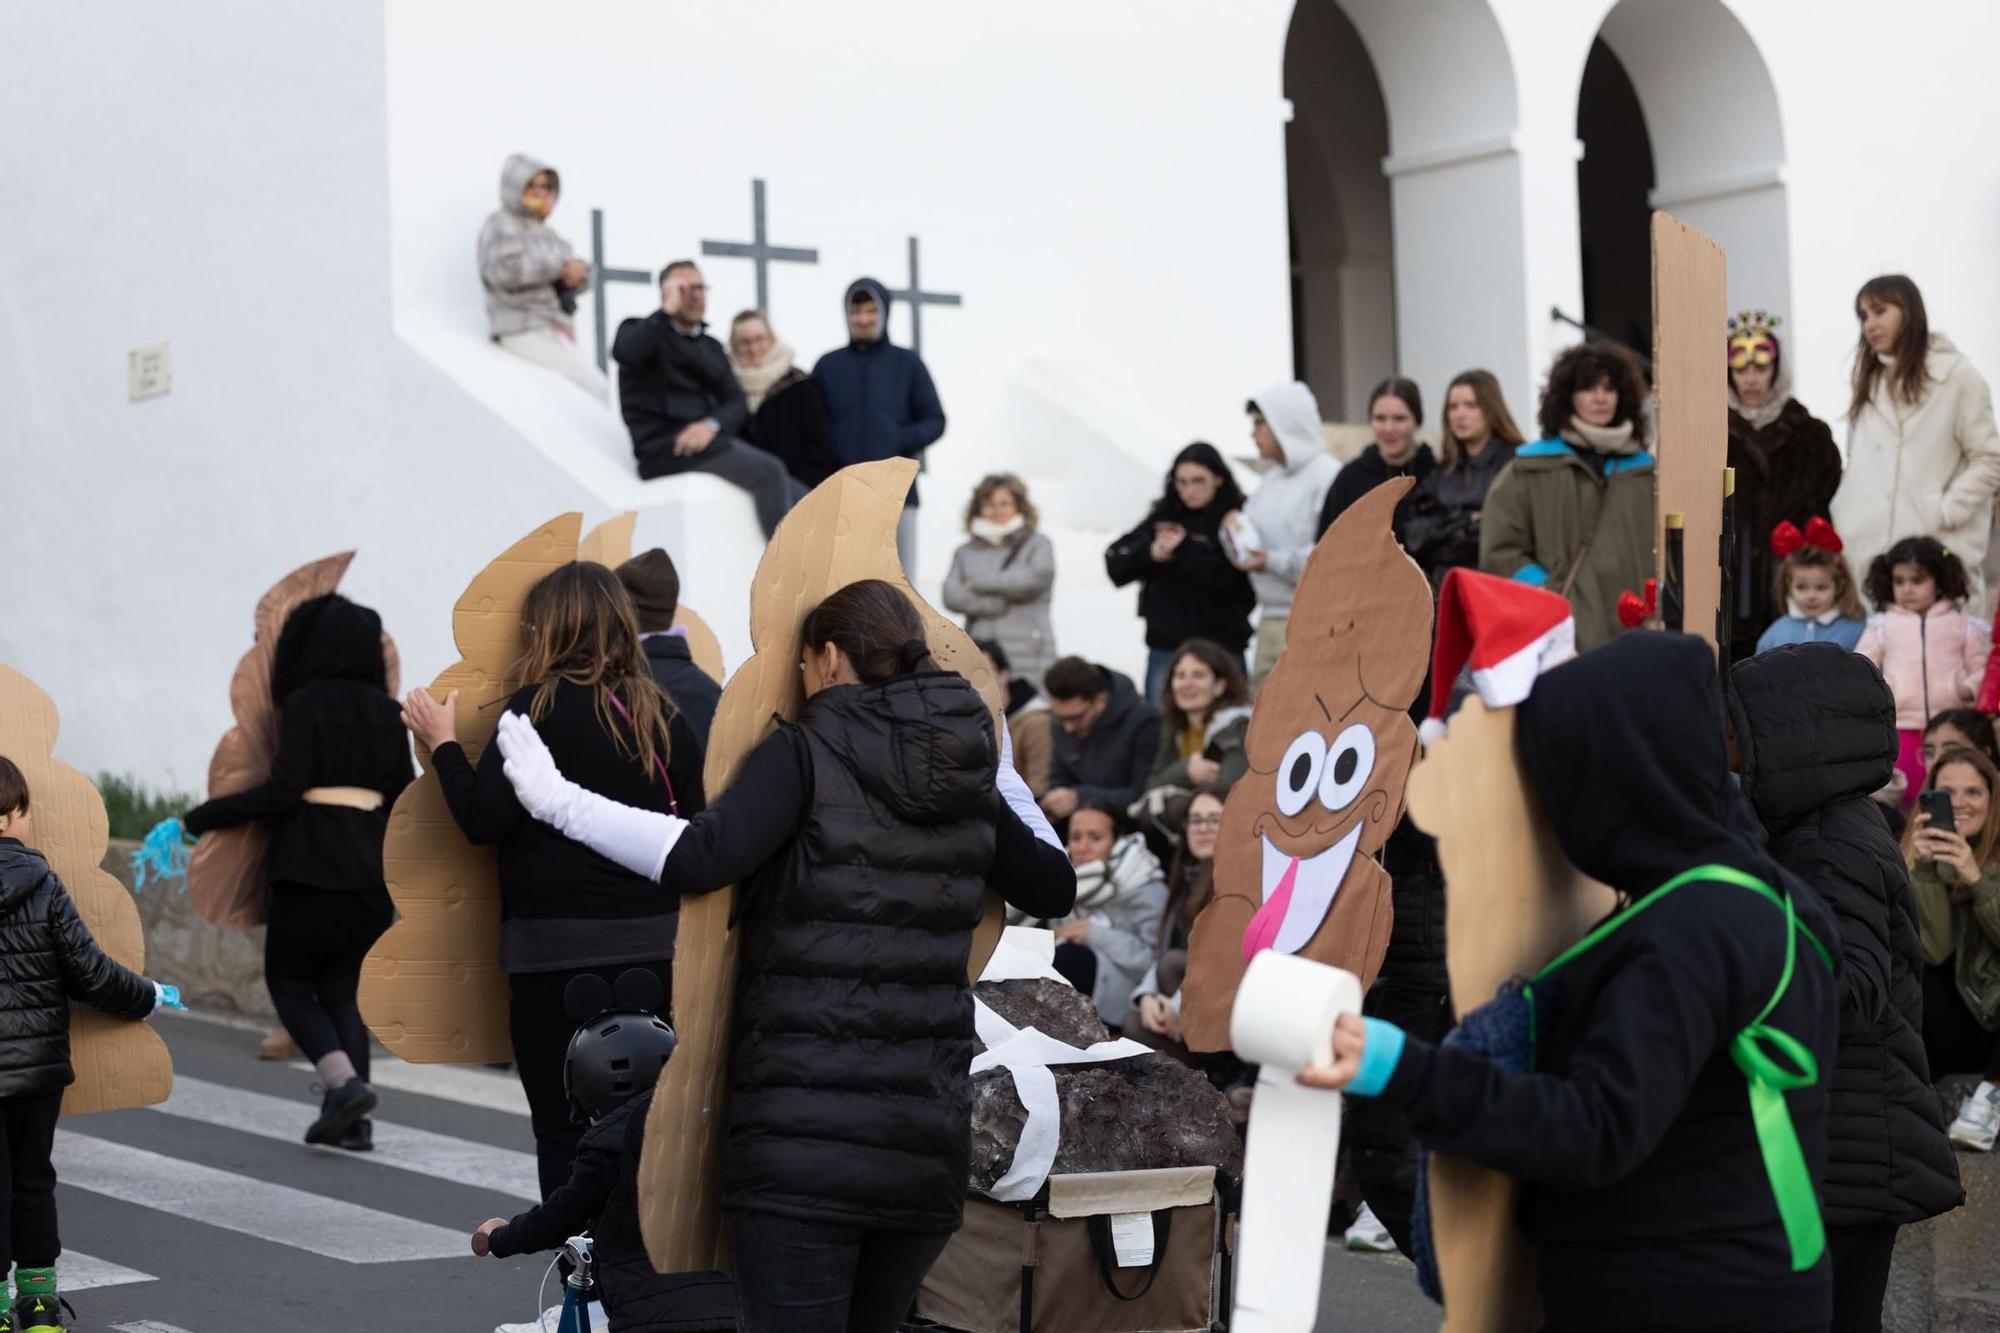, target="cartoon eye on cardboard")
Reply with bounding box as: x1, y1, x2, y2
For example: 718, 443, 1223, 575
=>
1180, 477, 1432, 1052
